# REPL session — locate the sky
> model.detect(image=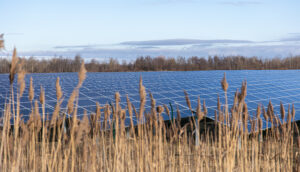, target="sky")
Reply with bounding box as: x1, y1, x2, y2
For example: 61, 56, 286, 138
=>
1, 0, 300, 60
